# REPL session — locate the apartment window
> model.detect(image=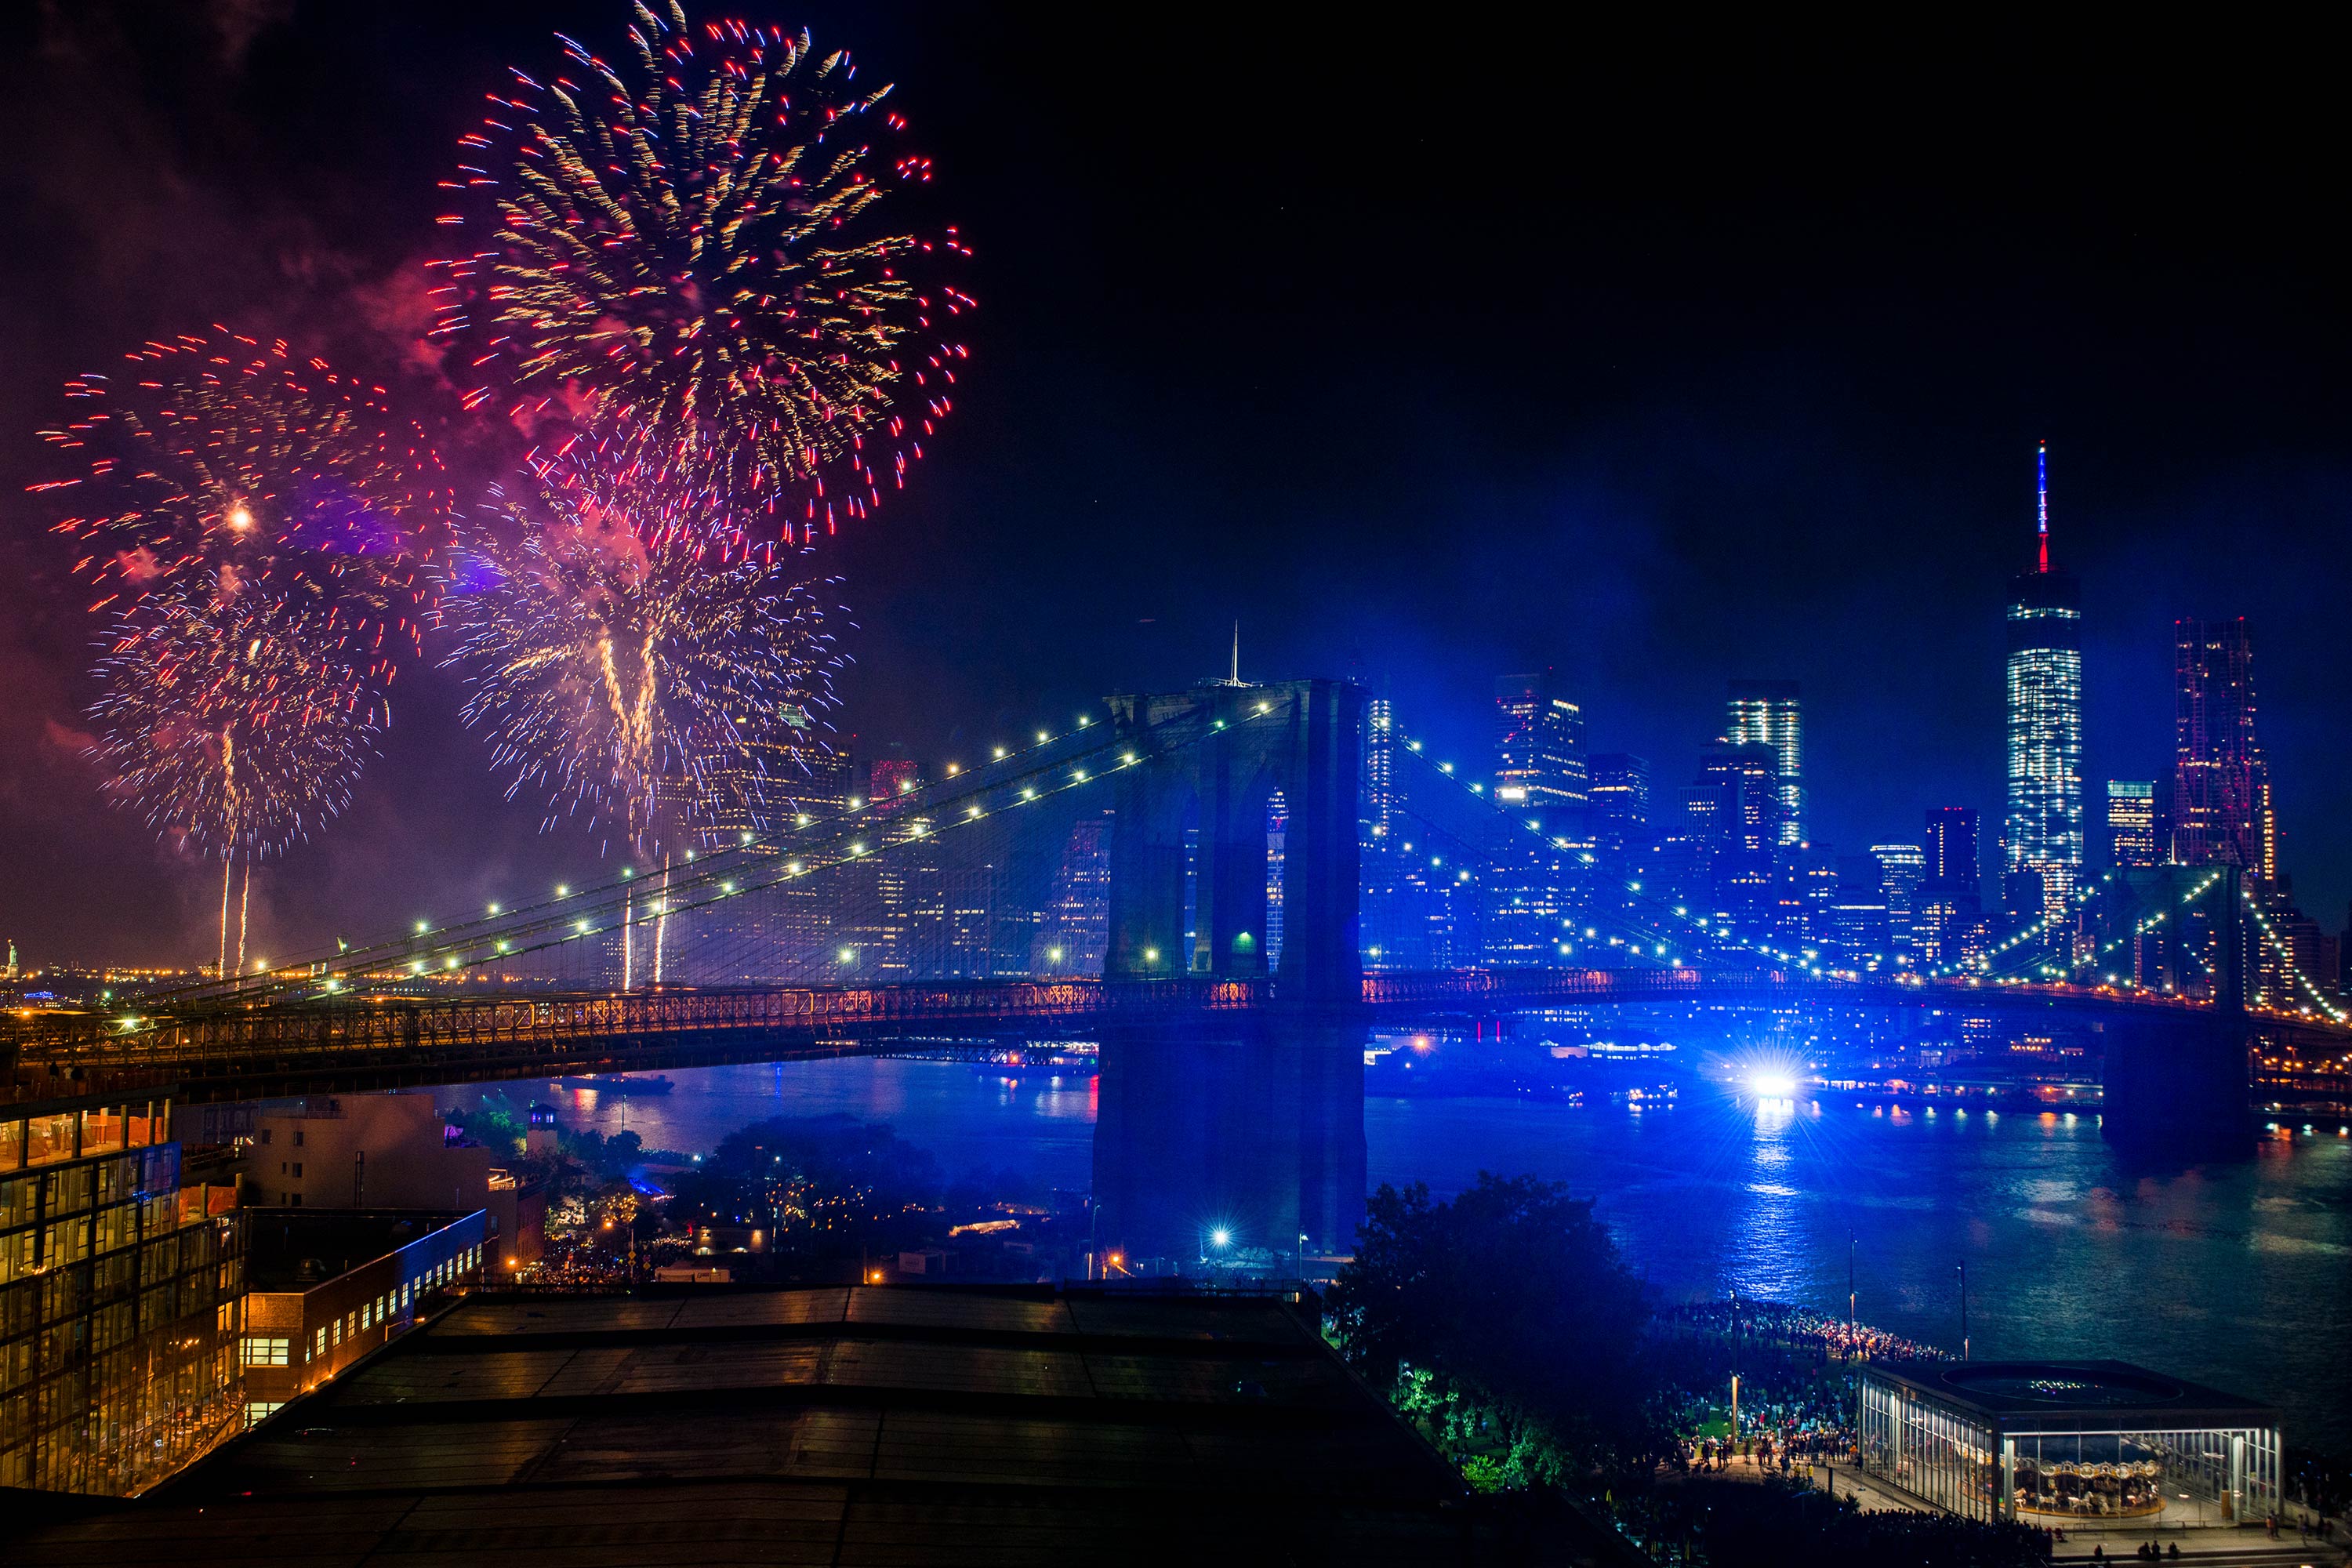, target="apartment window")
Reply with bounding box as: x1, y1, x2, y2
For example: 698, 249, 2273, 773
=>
332, 1319, 342, 1348
258, 1127, 273, 1145
290, 1163, 302, 1179
312, 1327, 326, 1360
245, 1403, 285, 1428
241, 1336, 290, 1367
292, 1130, 305, 1147
291, 1192, 302, 1207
